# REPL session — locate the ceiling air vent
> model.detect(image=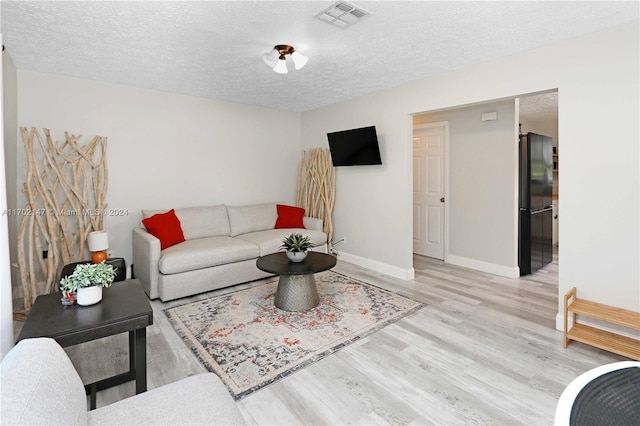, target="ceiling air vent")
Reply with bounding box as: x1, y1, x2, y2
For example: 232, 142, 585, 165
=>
315, 1, 370, 28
